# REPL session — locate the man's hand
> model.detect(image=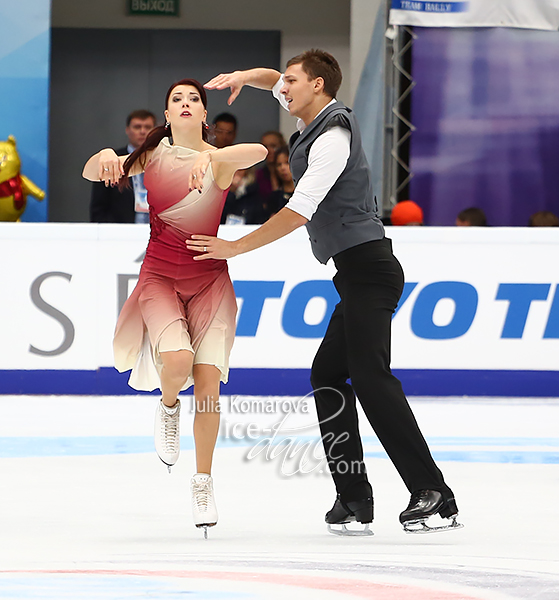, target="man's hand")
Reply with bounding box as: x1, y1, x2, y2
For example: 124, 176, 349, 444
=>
187, 235, 239, 260
205, 68, 281, 104
204, 71, 246, 105
188, 208, 307, 261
